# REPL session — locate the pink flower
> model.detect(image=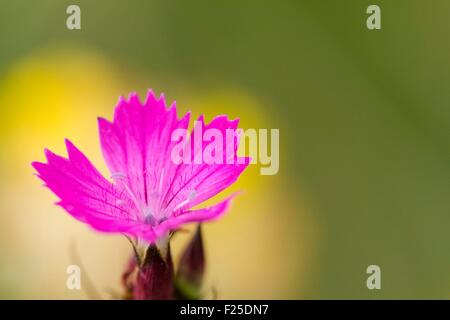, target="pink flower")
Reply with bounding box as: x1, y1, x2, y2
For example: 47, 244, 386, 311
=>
32, 90, 249, 243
